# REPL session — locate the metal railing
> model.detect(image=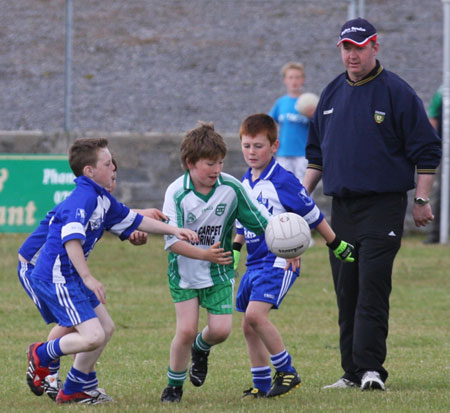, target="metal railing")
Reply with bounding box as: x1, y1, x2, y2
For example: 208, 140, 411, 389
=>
347, 0, 365, 19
